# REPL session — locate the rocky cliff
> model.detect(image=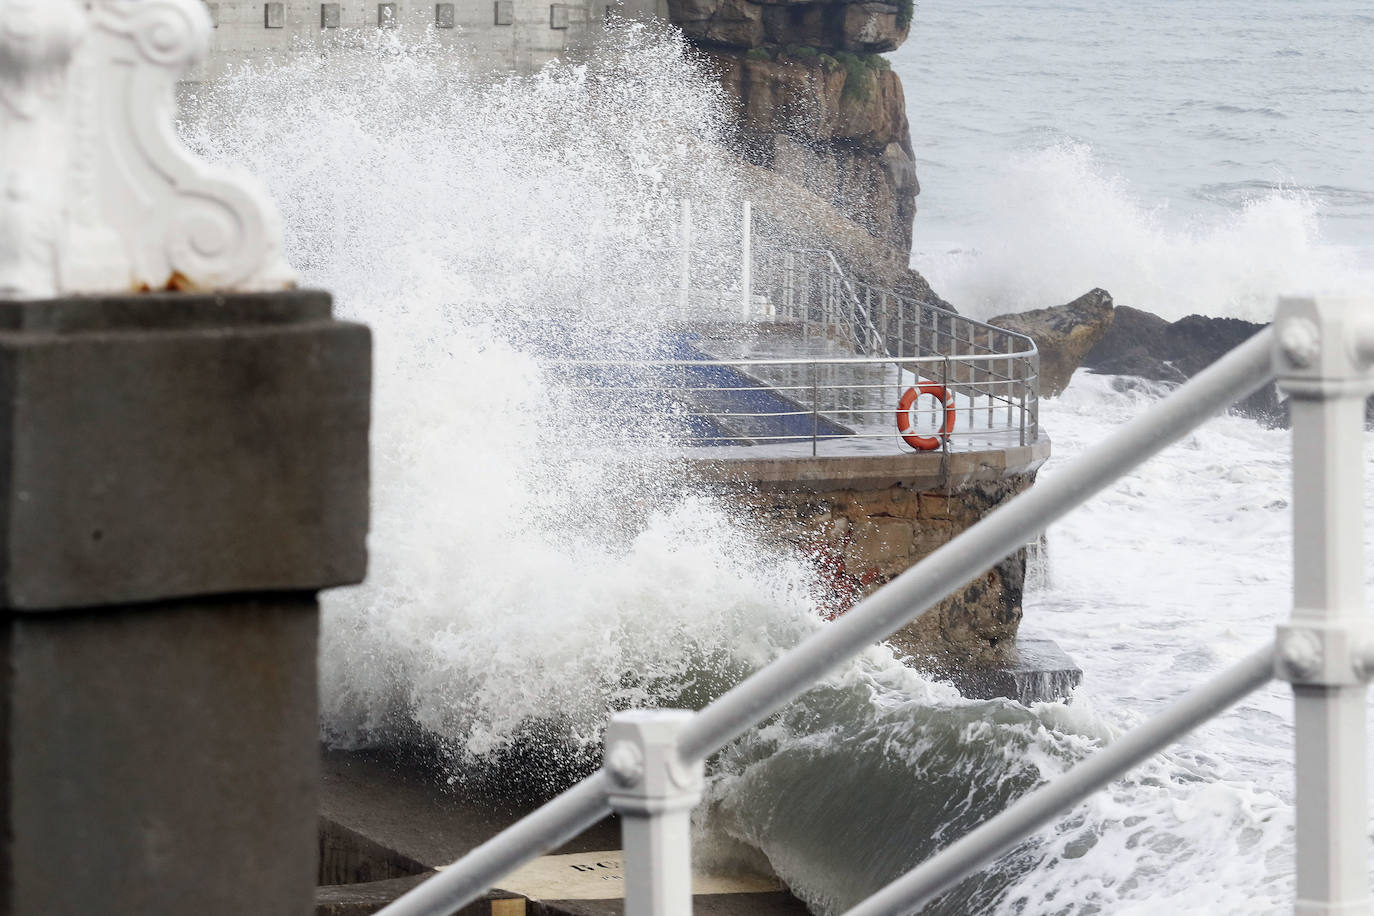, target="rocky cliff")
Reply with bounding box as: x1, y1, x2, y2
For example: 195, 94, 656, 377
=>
667, 0, 919, 258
